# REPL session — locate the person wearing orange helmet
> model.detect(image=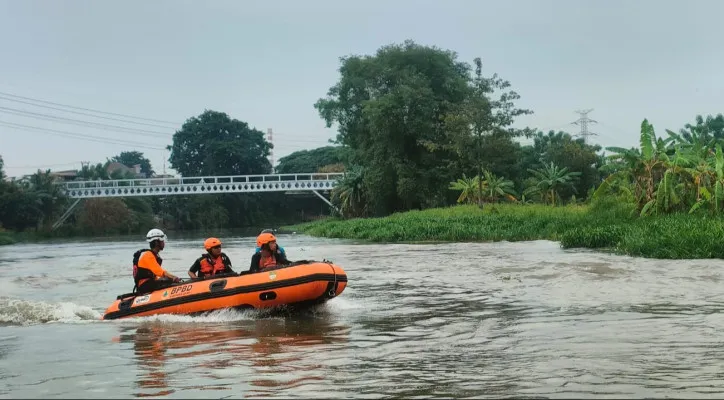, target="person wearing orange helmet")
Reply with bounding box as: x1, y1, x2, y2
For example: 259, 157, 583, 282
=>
249, 232, 291, 273
188, 237, 235, 279
254, 229, 286, 258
